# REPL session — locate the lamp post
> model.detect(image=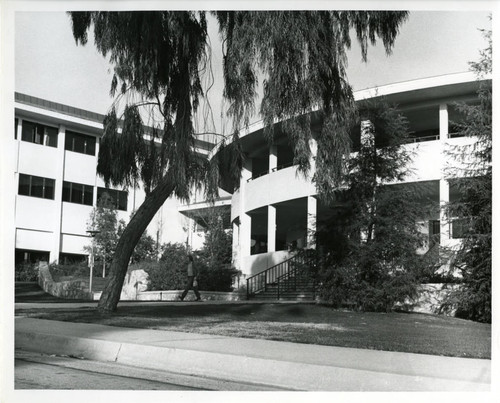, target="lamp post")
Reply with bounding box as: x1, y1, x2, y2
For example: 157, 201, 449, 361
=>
86, 229, 100, 296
